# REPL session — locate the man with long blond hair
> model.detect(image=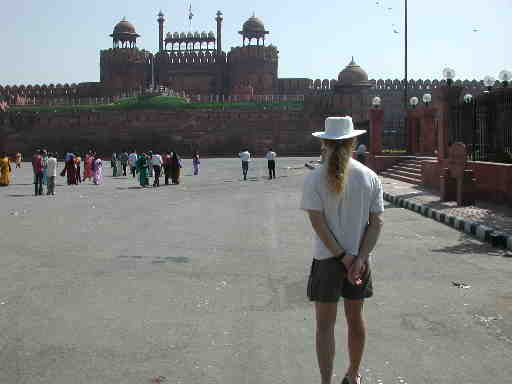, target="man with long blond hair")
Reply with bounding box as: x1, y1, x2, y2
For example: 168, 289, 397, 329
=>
301, 116, 384, 384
